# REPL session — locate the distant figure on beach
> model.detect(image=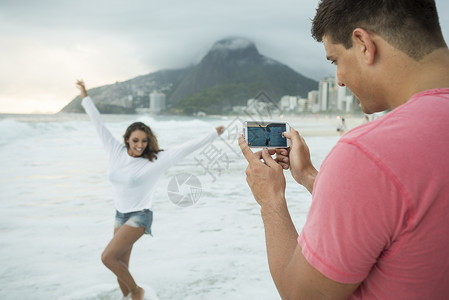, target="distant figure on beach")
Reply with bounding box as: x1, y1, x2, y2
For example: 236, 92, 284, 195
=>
239, 0, 449, 299
76, 80, 224, 300
336, 116, 346, 135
